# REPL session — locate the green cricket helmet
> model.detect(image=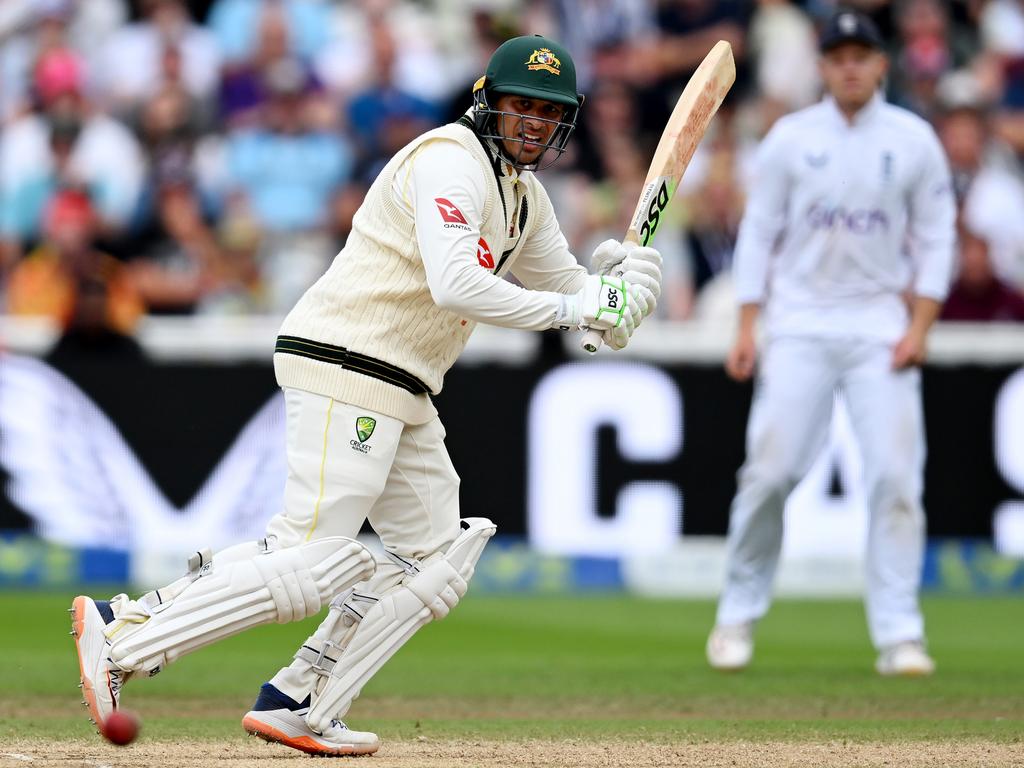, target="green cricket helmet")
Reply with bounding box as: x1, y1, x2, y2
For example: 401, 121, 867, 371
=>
472, 35, 584, 171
